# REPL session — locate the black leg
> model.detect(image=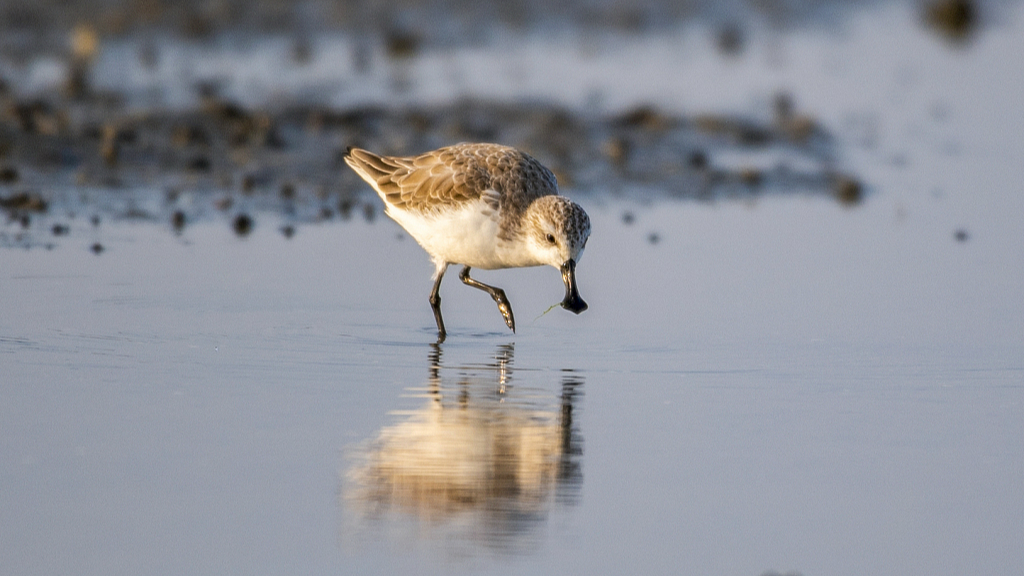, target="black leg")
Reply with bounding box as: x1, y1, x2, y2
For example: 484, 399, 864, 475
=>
429, 264, 448, 342
459, 266, 515, 333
